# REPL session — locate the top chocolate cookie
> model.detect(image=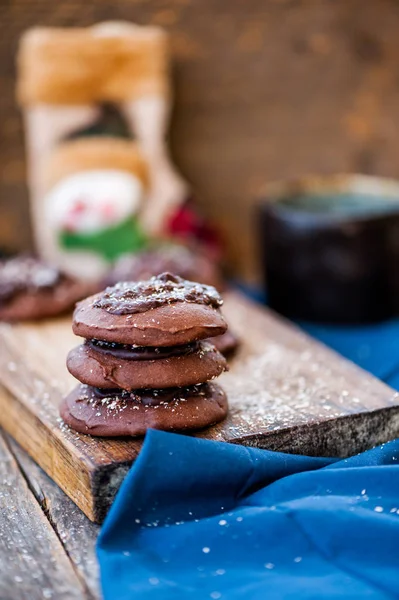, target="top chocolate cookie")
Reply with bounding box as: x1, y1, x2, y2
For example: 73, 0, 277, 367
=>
73, 272, 227, 346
